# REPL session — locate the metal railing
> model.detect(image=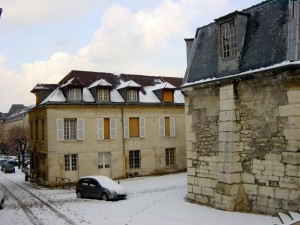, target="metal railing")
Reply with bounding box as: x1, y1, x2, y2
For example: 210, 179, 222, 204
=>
56, 177, 71, 189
